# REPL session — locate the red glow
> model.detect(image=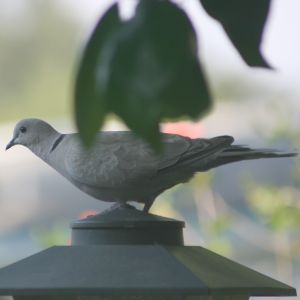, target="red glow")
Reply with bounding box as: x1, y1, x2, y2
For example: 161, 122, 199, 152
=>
79, 209, 98, 220
162, 121, 203, 138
